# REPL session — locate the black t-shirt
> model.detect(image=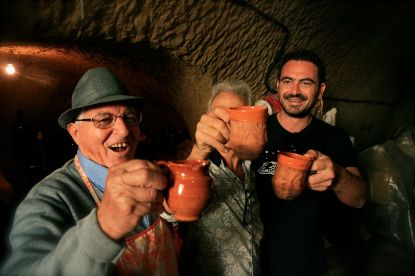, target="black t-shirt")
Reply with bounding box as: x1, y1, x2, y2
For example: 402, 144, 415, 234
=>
252, 114, 356, 276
